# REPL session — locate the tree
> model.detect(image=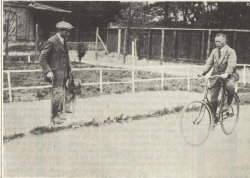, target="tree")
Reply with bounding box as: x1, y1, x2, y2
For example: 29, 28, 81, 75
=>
149, 2, 250, 29
41, 1, 122, 28
214, 2, 250, 29
3, 7, 18, 60
115, 2, 163, 60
